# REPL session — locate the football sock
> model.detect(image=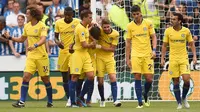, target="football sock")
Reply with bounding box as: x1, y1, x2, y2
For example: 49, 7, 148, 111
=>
135, 80, 142, 104
45, 82, 53, 103
182, 82, 190, 100
111, 82, 118, 102
174, 84, 181, 104
98, 84, 105, 101
20, 81, 29, 102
